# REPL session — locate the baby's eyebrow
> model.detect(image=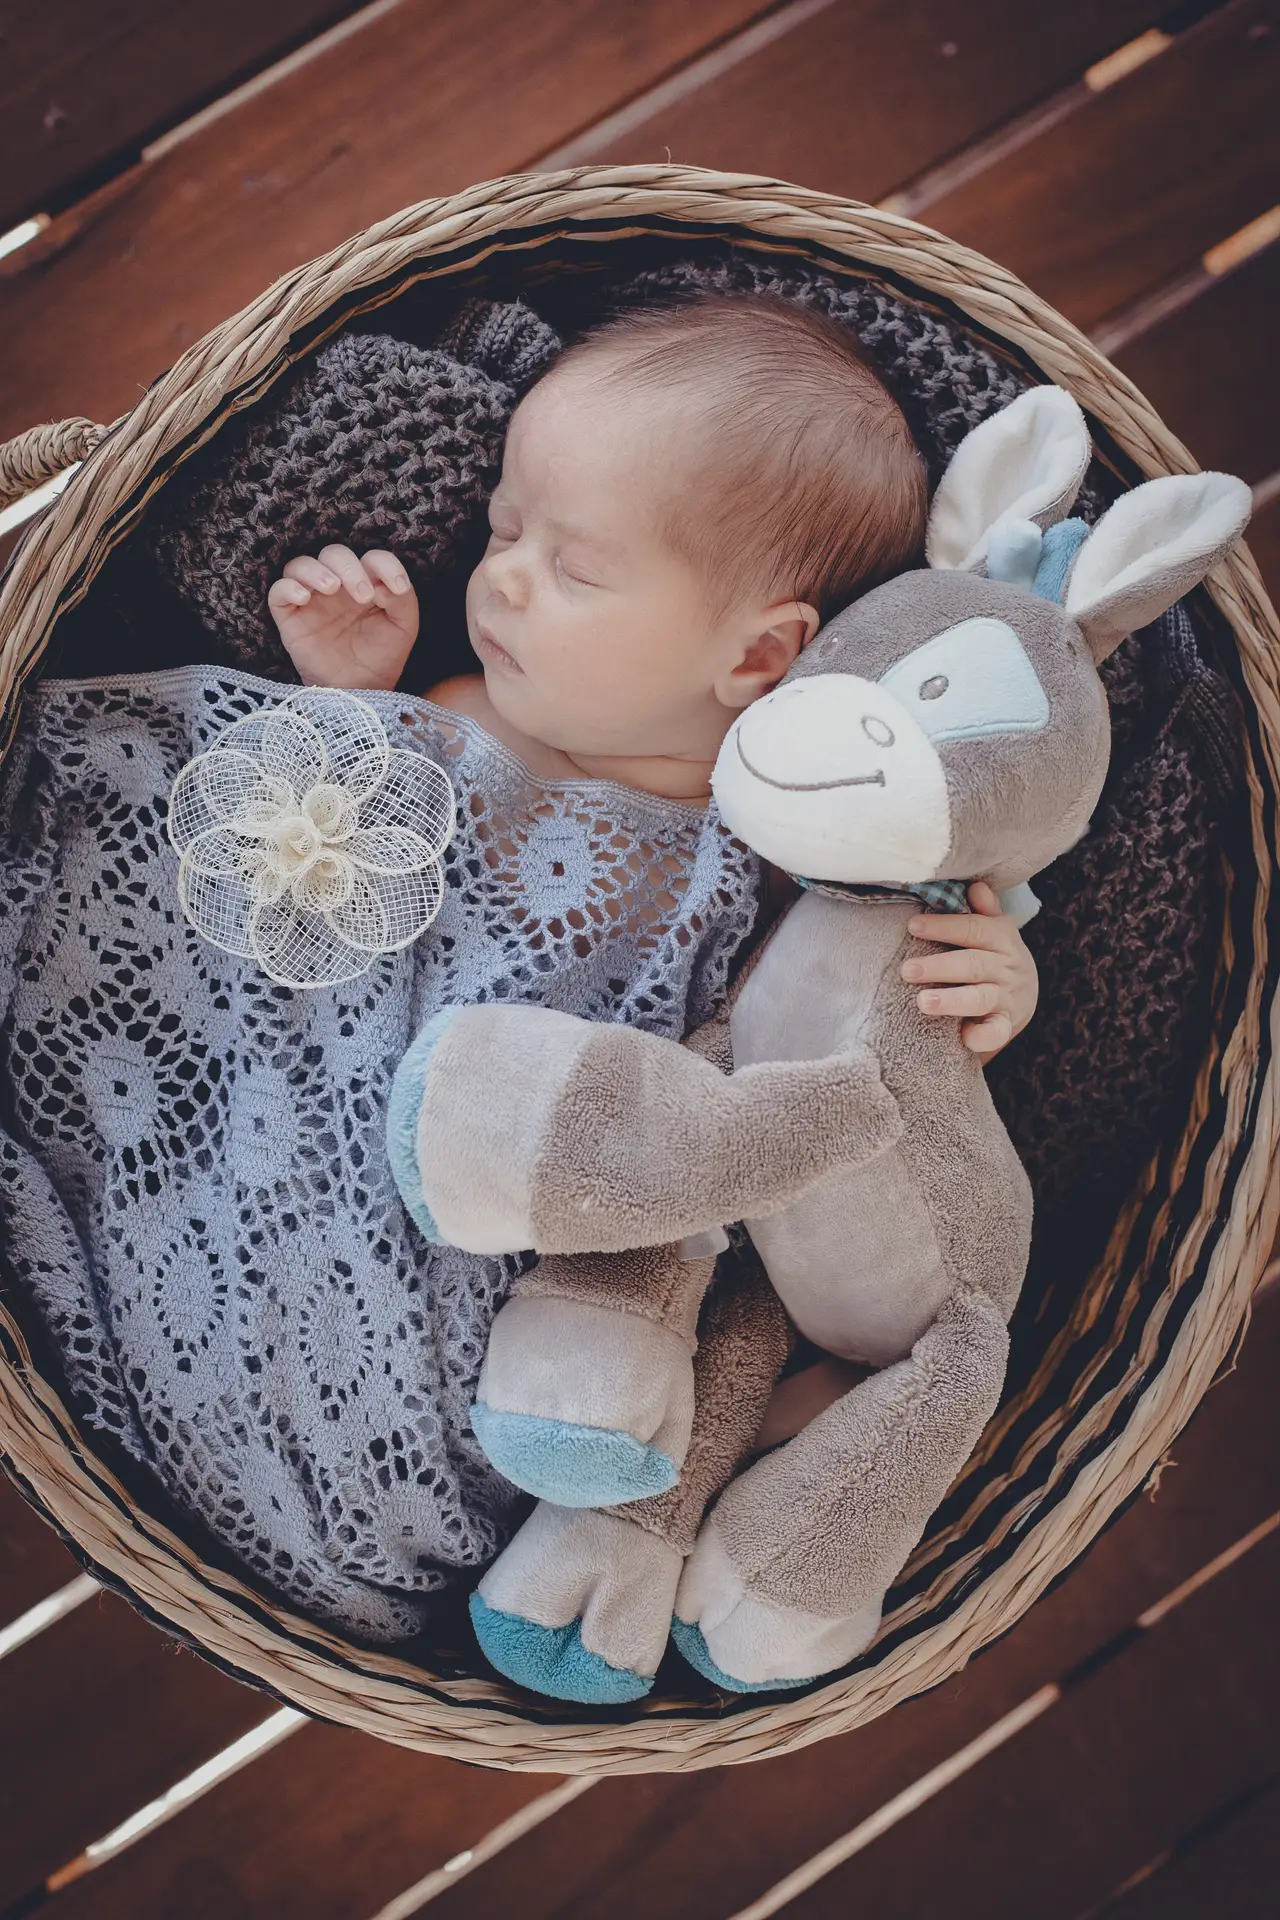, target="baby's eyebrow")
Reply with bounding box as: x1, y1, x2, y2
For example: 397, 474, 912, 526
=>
543, 516, 628, 558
